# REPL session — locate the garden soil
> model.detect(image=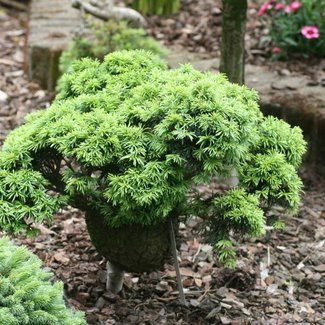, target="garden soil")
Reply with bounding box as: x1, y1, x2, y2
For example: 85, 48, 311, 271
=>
1, 3, 325, 324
